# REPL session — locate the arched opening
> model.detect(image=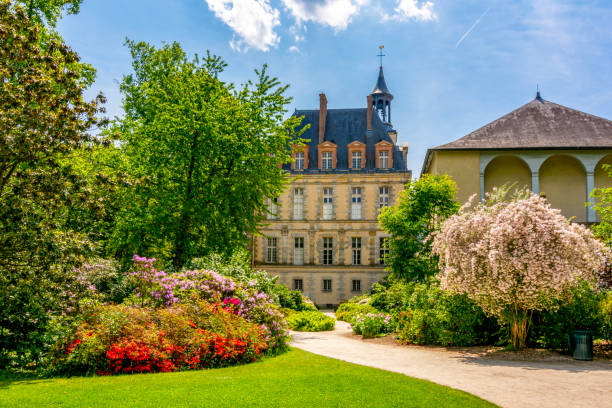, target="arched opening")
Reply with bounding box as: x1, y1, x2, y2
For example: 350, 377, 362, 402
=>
540, 155, 586, 222
484, 155, 531, 195
594, 154, 612, 221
